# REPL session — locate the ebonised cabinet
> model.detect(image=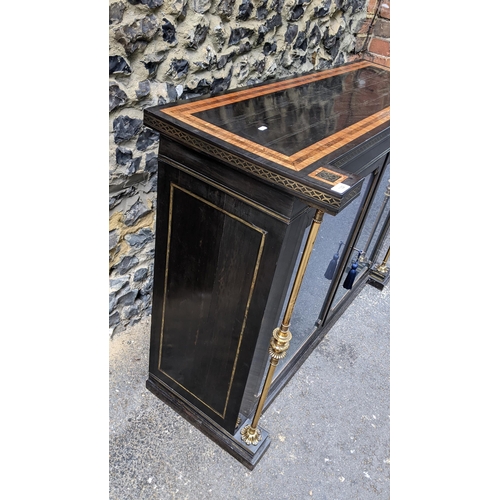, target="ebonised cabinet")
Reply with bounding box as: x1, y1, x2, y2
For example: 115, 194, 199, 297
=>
144, 60, 390, 469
